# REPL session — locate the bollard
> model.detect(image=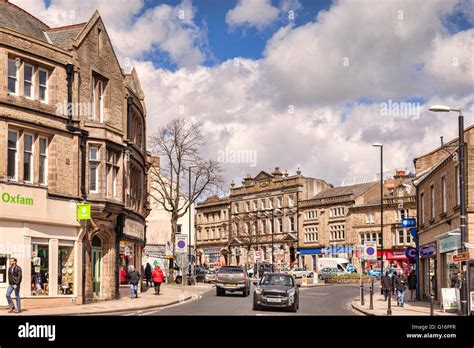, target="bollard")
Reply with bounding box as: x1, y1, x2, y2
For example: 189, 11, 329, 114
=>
387, 286, 392, 315
369, 280, 374, 310
360, 283, 365, 306
430, 294, 434, 316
